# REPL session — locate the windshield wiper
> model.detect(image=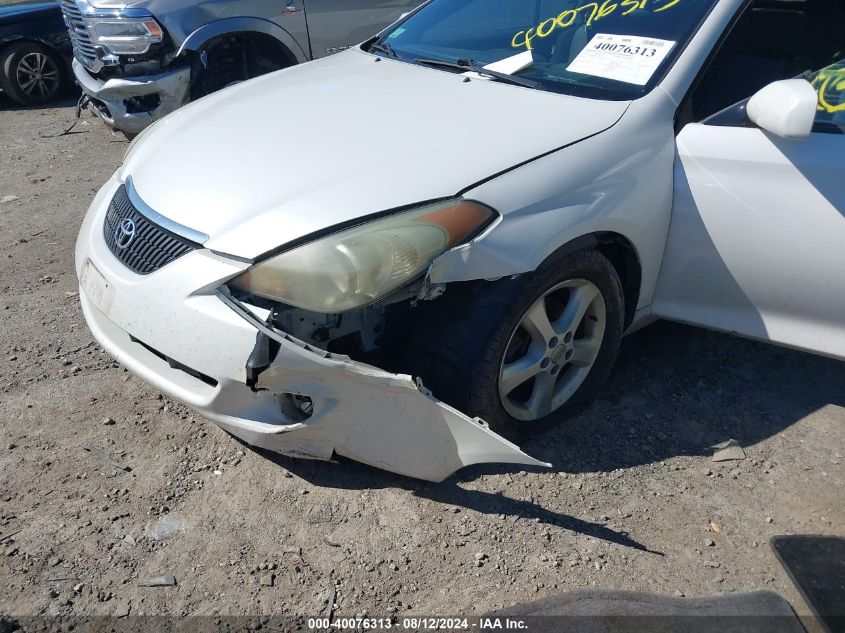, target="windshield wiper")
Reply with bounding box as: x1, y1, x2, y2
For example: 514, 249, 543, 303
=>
414, 57, 539, 89
369, 39, 399, 59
